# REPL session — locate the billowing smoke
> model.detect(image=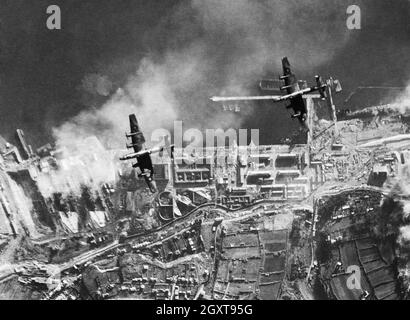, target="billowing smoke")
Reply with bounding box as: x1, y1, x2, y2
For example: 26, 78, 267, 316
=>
35, 136, 117, 198
36, 57, 183, 197
81, 74, 113, 97
398, 197, 410, 244
377, 161, 410, 288
36, 0, 353, 197
53, 57, 182, 149
2, 0, 410, 147
55, 0, 352, 141
371, 157, 410, 240
392, 161, 410, 293
399, 225, 410, 243
397, 163, 410, 245
391, 84, 410, 114
6, 174, 40, 238
376, 95, 410, 249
